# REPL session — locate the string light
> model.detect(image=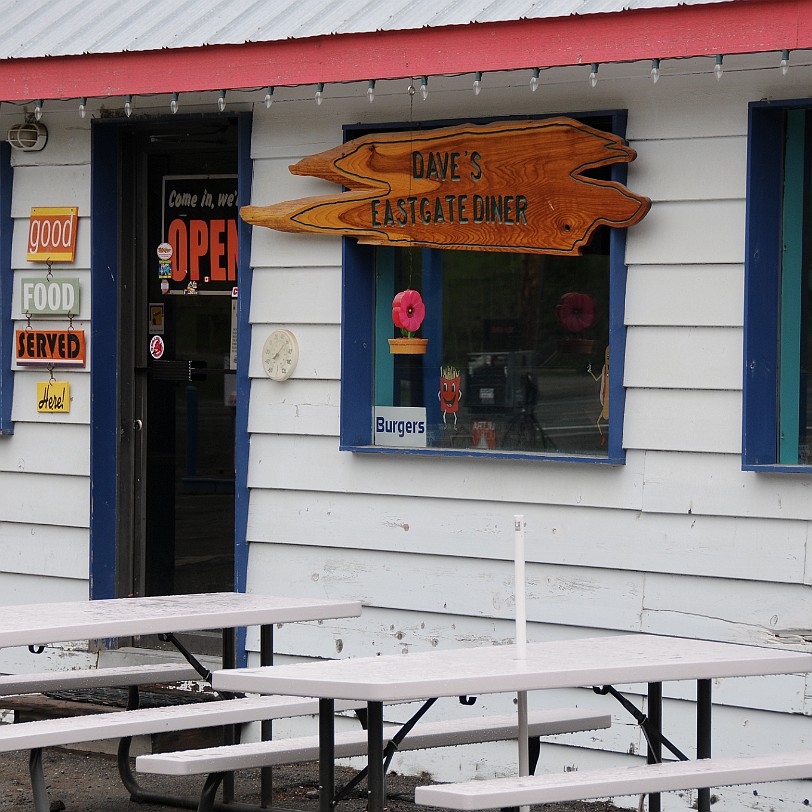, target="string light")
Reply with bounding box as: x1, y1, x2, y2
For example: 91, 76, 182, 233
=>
714, 55, 724, 80
34, 100, 43, 121
264, 86, 274, 108
124, 95, 133, 117
78, 98, 87, 119
589, 64, 599, 87
473, 71, 483, 95
217, 90, 226, 111
315, 82, 324, 105
530, 68, 540, 92
780, 49, 790, 75
650, 59, 661, 84
170, 92, 179, 114
420, 76, 429, 100
367, 80, 376, 103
